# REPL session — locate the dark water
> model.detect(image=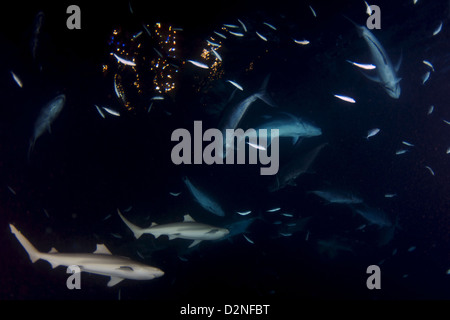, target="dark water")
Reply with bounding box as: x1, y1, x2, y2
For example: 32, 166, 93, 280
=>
0, 0, 449, 302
